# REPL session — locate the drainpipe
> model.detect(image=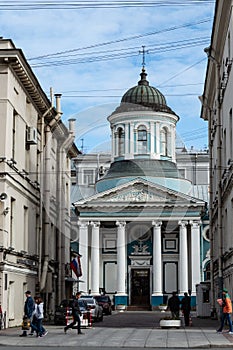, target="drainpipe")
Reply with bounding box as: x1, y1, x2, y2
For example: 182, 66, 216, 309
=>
209, 58, 223, 296
204, 47, 223, 312
216, 61, 223, 296
57, 118, 76, 301
40, 94, 62, 292
209, 108, 215, 317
